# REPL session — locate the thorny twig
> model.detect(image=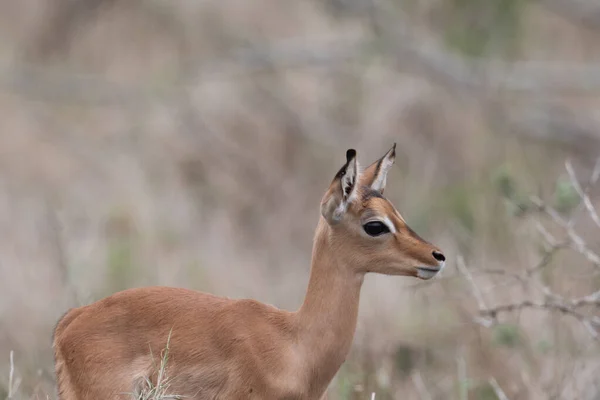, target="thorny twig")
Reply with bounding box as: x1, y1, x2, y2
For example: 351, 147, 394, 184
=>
464, 261, 599, 340
456, 255, 494, 327
561, 158, 600, 229
458, 162, 600, 341
529, 196, 600, 268
457, 256, 488, 312
480, 300, 592, 319
480, 299, 600, 340
489, 378, 510, 400
565, 159, 600, 230
410, 371, 433, 400
474, 243, 564, 284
